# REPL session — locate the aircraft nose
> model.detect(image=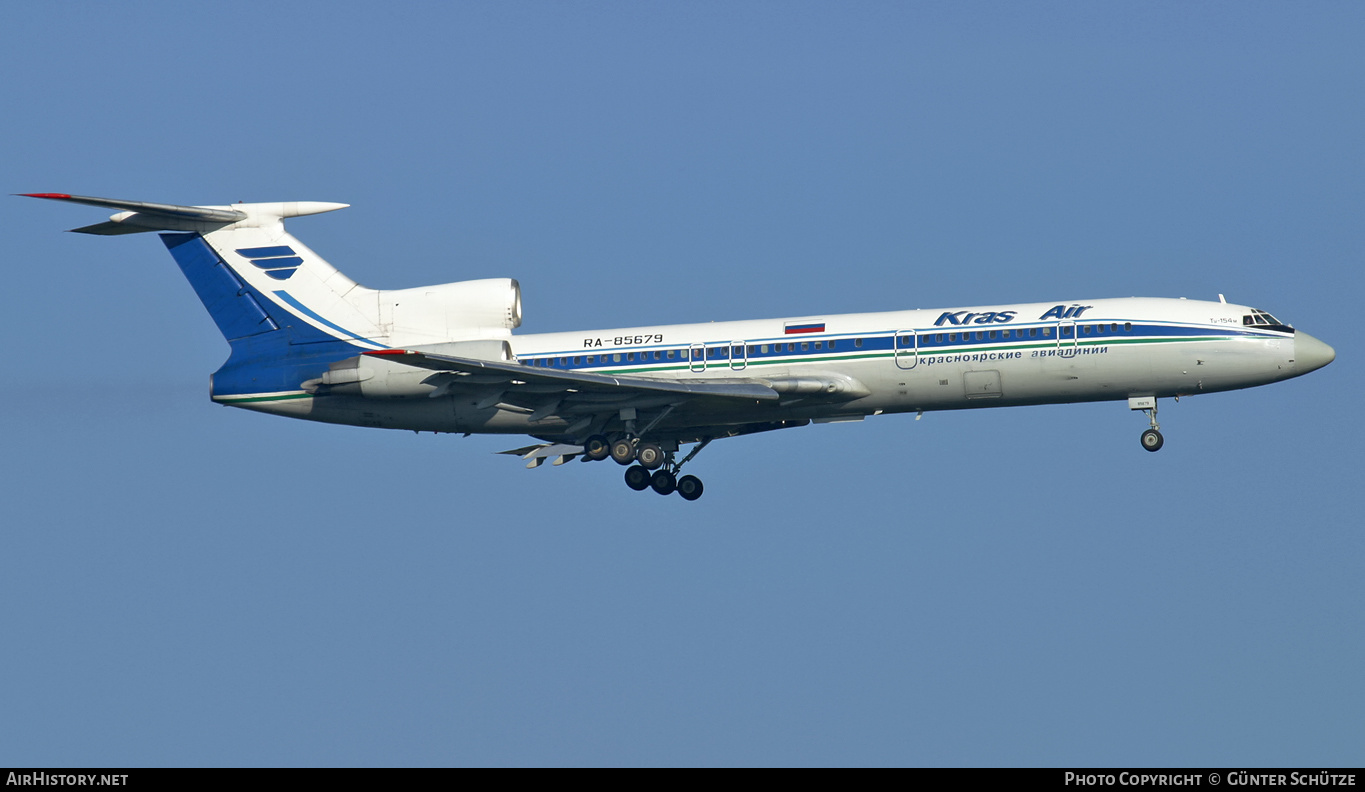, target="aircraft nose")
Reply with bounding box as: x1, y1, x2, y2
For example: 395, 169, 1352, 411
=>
1294, 331, 1336, 374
